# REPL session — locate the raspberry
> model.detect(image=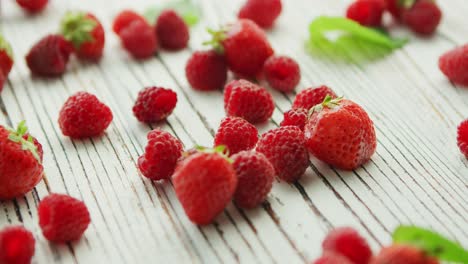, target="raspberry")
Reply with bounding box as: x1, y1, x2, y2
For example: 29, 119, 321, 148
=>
132, 87, 177, 123
173, 150, 237, 225
16, 0, 48, 13
457, 119, 468, 158
371, 244, 439, 264
402, 0, 442, 35
185, 50, 228, 91
58, 91, 113, 138
120, 20, 158, 59
346, 0, 386, 27
438, 44, 468, 86
256, 126, 309, 182
138, 129, 183, 180
231, 150, 274, 208
0, 226, 35, 264
155, 9, 189, 51
263, 55, 301, 92
385, 0, 403, 19
0, 71, 4, 93
25, 35, 73, 77
113, 10, 147, 35
38, 193, 90, 243
238, 0, 282, 28
322, 227, 372, 264
214, 116, 258, 155
292, 85, 337, 110
224, 79, 275, 124
280, 108, 308, 131
313, 252, 354, 264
